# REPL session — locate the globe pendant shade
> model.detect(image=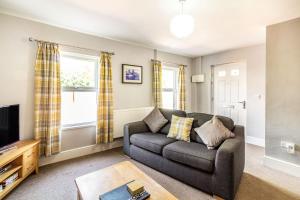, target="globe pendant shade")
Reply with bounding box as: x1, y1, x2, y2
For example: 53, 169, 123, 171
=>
170, 14, 194, 38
